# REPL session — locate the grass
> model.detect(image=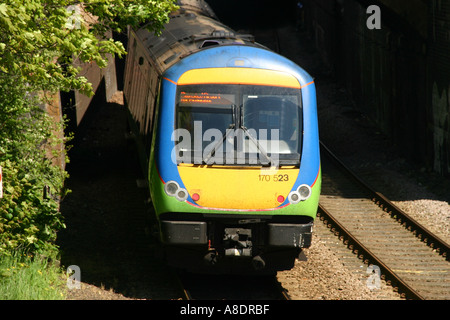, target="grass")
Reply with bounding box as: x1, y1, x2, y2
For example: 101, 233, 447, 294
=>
0, 251, 67, 300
